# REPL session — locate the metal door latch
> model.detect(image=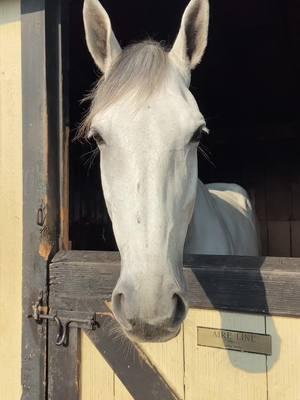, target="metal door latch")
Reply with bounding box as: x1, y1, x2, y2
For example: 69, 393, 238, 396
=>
32, 296, 97, 346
